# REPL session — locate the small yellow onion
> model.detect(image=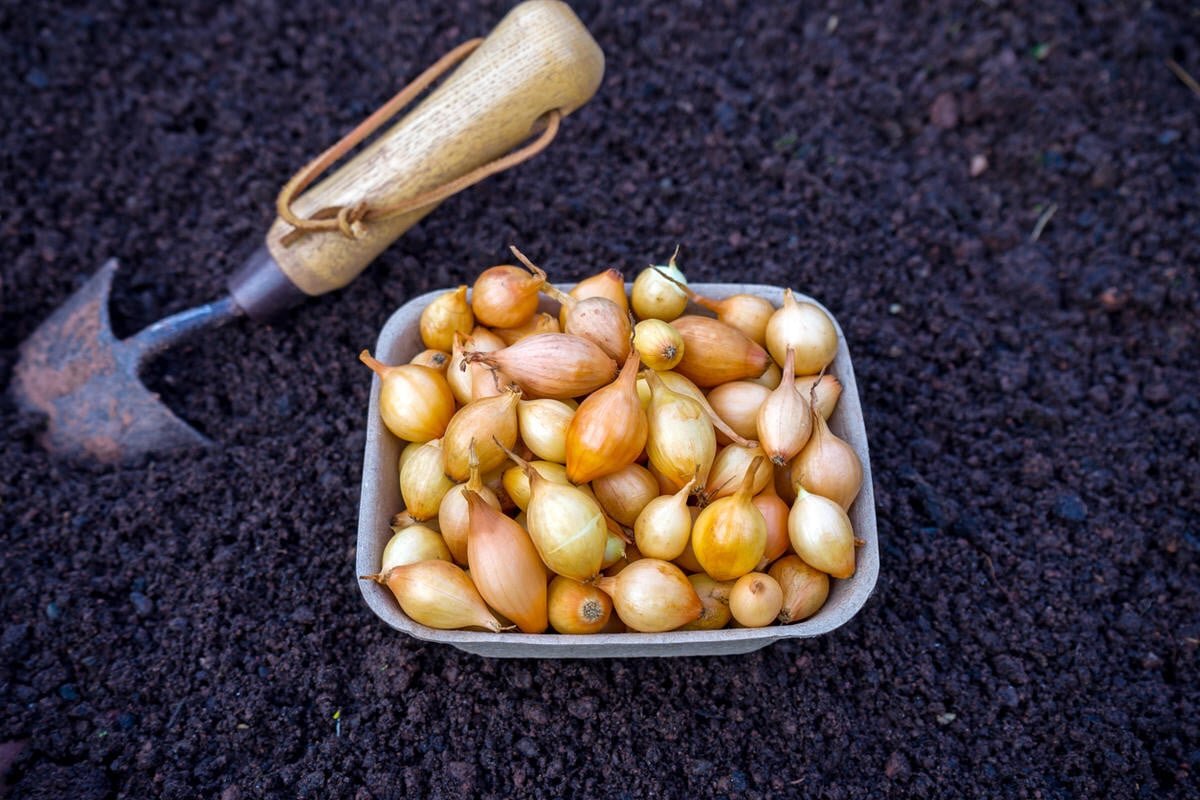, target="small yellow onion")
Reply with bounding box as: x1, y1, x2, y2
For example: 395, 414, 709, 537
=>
769, 555, 830, 623
397, 441, 423, 475
512, 449, 608, 581
380, 524, 451, 572
632, 319, 684, 370
439, 443, 501, 564
602, 529, 628, 569
359, 352, 455, 443
492, 312, 561, 345
471, 262, 546, 328
631, 252, 689, 322
591, 463, 659, 527
706, 381, 770, 442
501, 460, 572, 512
656, 371, 753, 446
753, 481, 792, 570
635, 375, 652, 409
512, 247, 631, 362
749, 361, 782, 389
764, 289, 838, 374
670, 316, 771, 387
409, 349, 450, 372
634, 478, 696, 561
560, 267, 629, 327
729, 572, 783, 627
757, 347, 813, 466
795, 374, 843, 421
465, 490, 548, 633
442, 388, 520, 481
644, 371, 717, 492
547, 576, 613, 634
362, 561, 503, 631
399, 439, 455, 520
566, 352, 647, 483
595, 558, 702, 632
790, 405, 863, 510
465, 333, 617, 400
603, 540, 642, 577
692, 457, 767, 581
419, 285, 474, 351
389, 508, 430, 532
702, 443, 772, 504
680, 574, 734, 631
517, 399, 574, 464
788, 486, 856, 579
